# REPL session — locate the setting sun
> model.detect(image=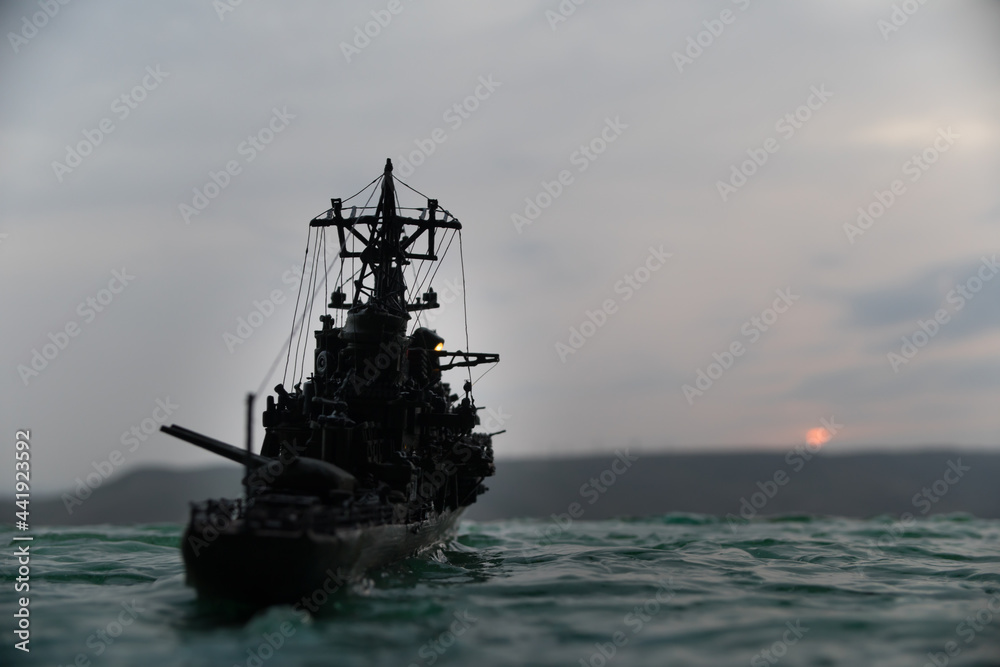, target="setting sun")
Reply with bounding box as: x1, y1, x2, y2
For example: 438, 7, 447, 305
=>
806, 427, 832, 447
